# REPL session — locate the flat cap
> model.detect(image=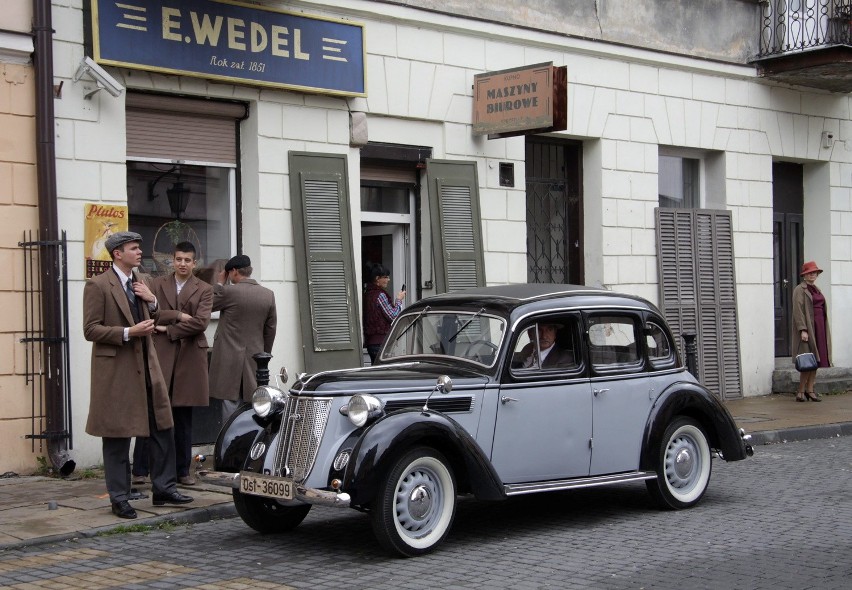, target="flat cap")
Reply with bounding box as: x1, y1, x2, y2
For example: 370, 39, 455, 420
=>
224, 254, 251, 271
104, 231, 142, 253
